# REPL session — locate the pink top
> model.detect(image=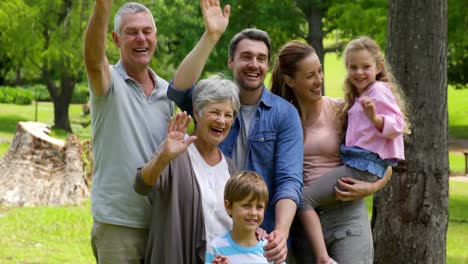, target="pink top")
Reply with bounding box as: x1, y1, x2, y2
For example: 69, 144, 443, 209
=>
303, 97, 344, 187
345, 81, 405, 160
